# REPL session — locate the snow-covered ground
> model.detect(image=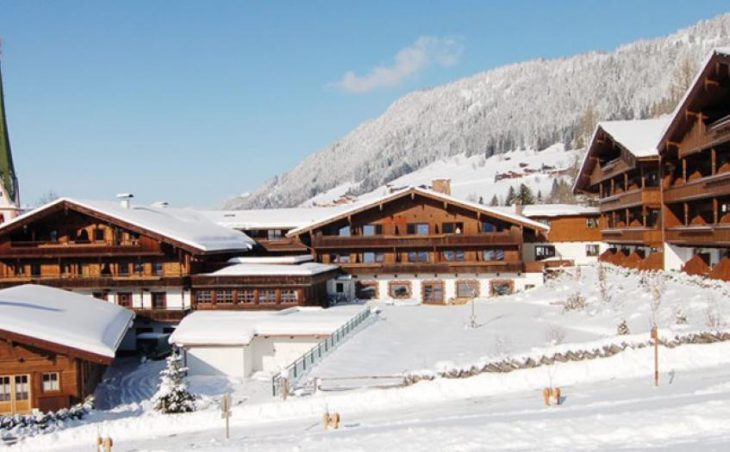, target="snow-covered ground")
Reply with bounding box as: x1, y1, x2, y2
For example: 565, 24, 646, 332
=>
8, 264, 730, 451
303, 145, 581, 207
